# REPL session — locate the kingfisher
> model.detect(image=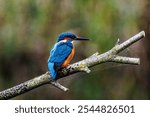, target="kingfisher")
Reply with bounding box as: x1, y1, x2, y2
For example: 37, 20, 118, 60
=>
48, 32, 90, 80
